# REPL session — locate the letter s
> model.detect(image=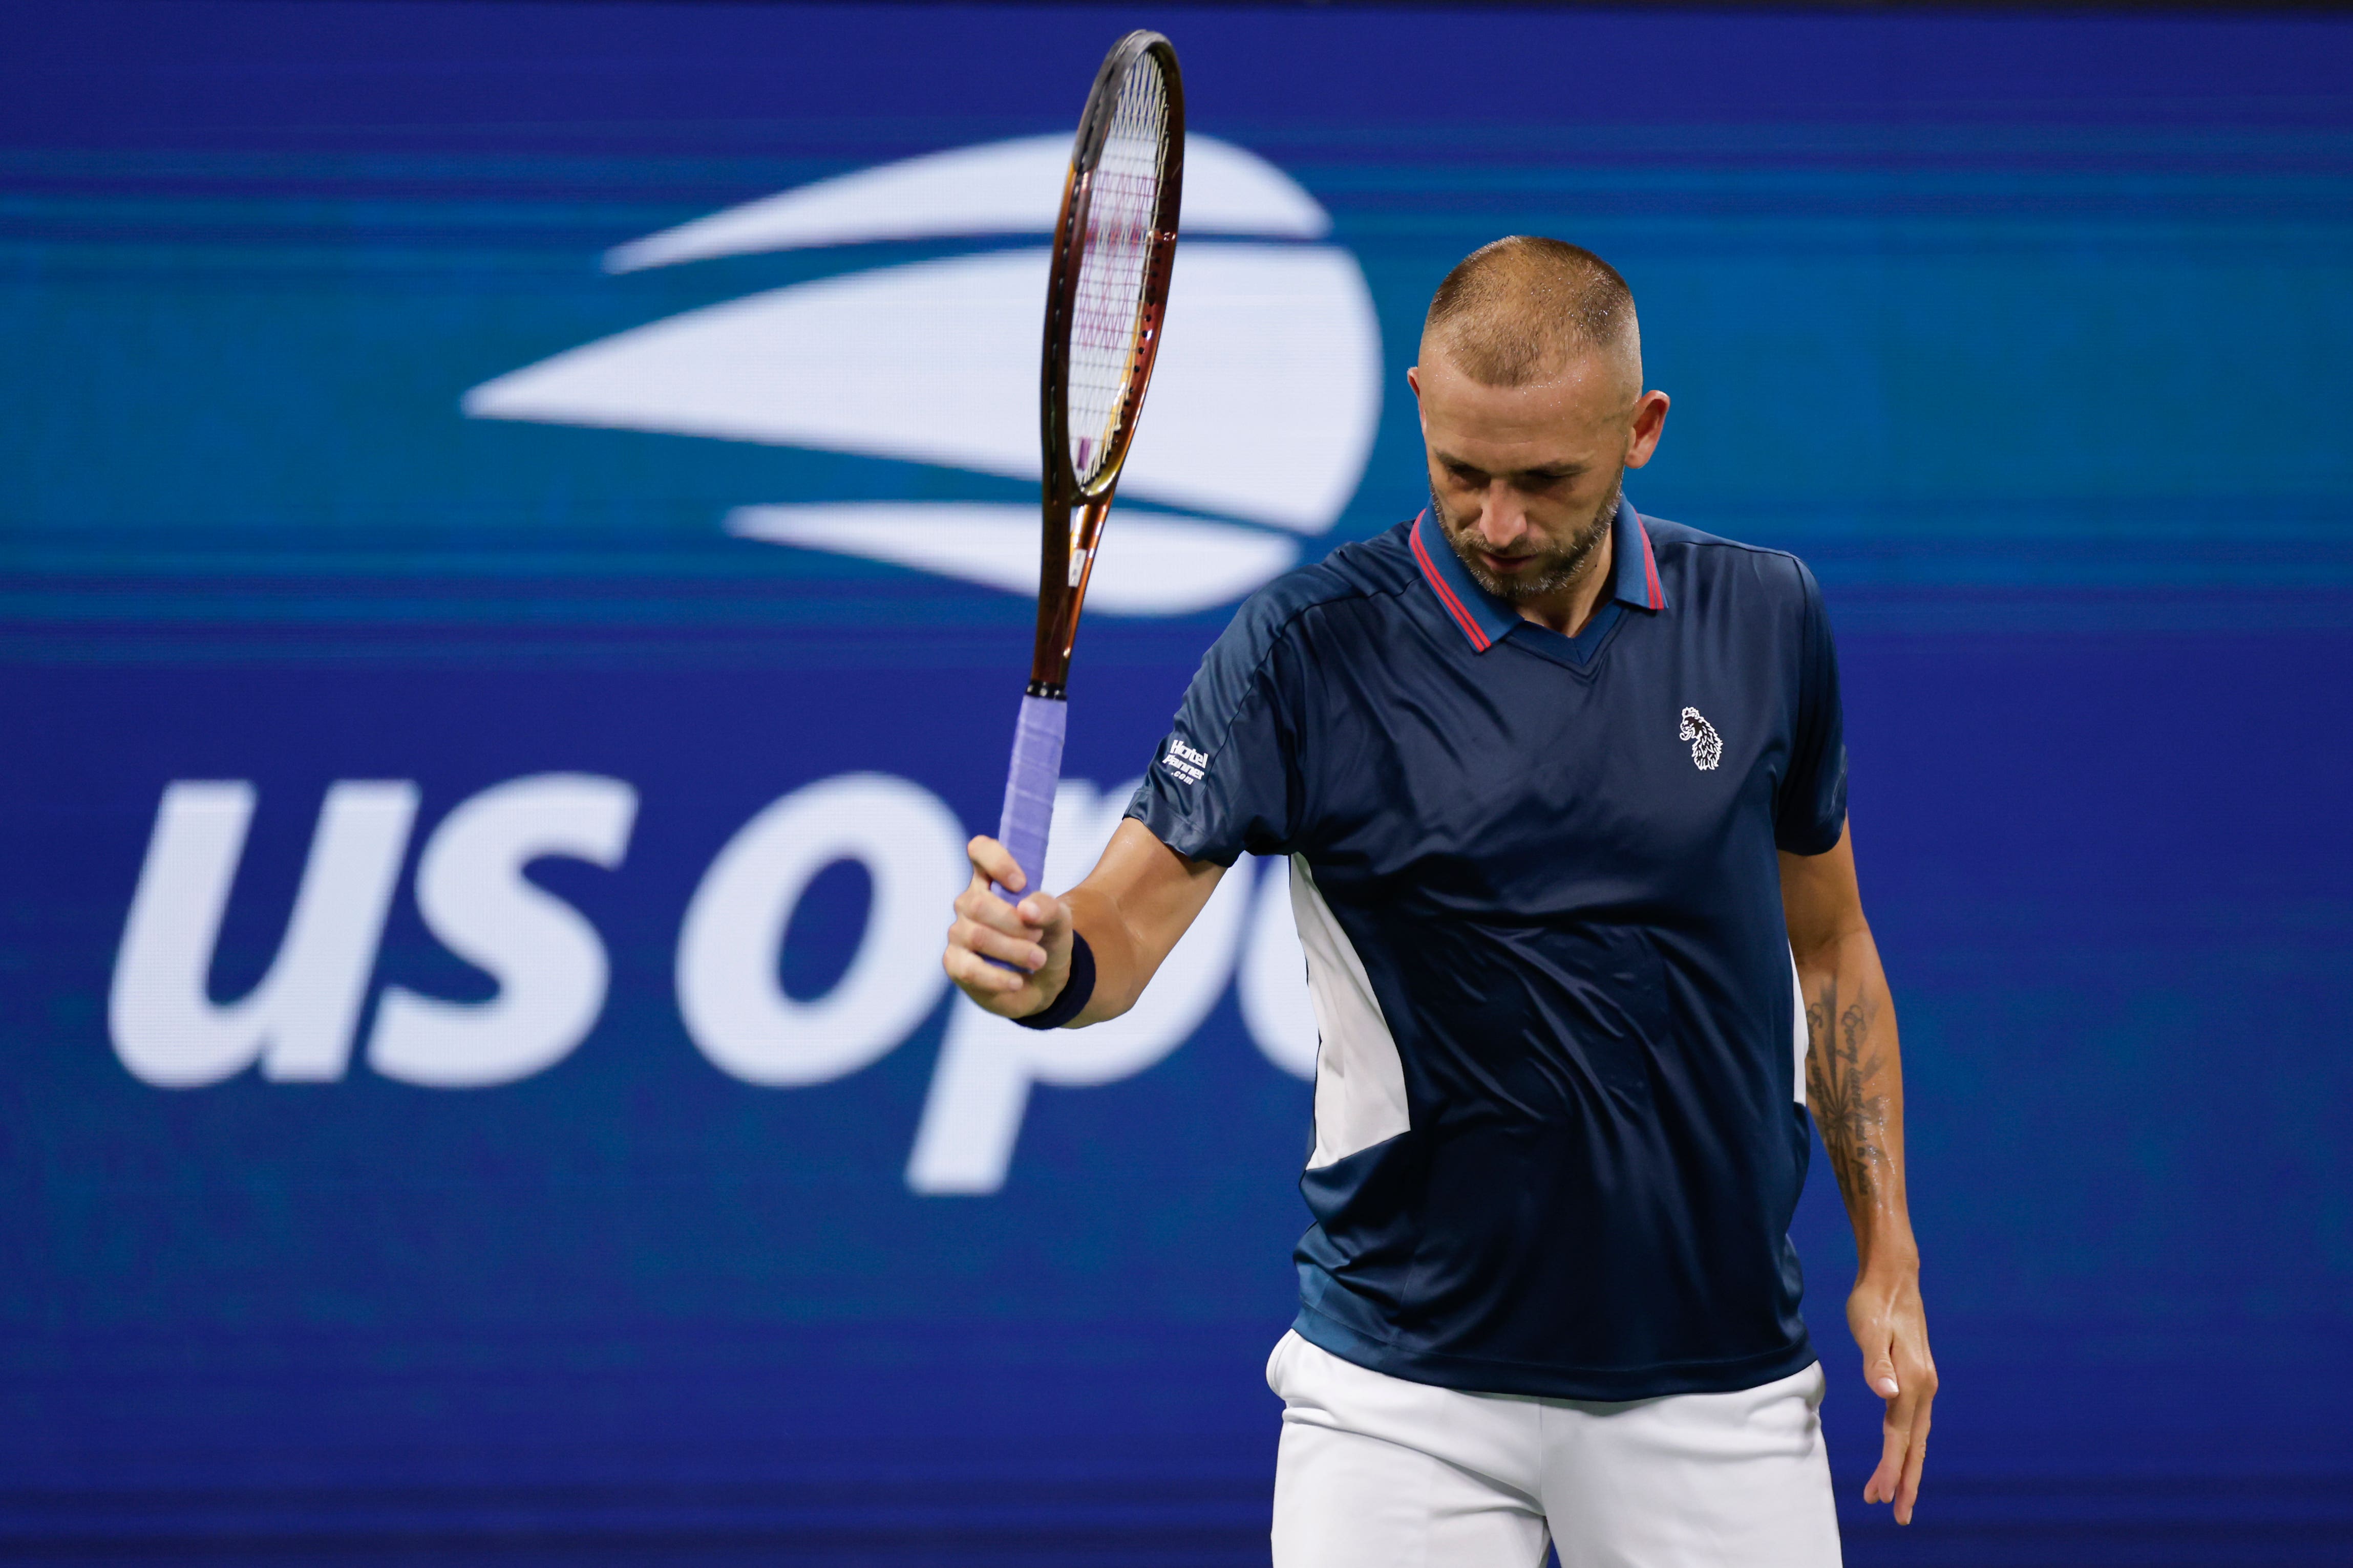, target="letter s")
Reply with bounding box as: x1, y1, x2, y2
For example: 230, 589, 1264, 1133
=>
367, 775, 637, 1089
